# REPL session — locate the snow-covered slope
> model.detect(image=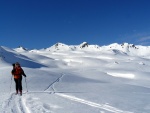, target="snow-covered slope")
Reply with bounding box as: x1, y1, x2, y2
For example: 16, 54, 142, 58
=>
1, 43, 150, 113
